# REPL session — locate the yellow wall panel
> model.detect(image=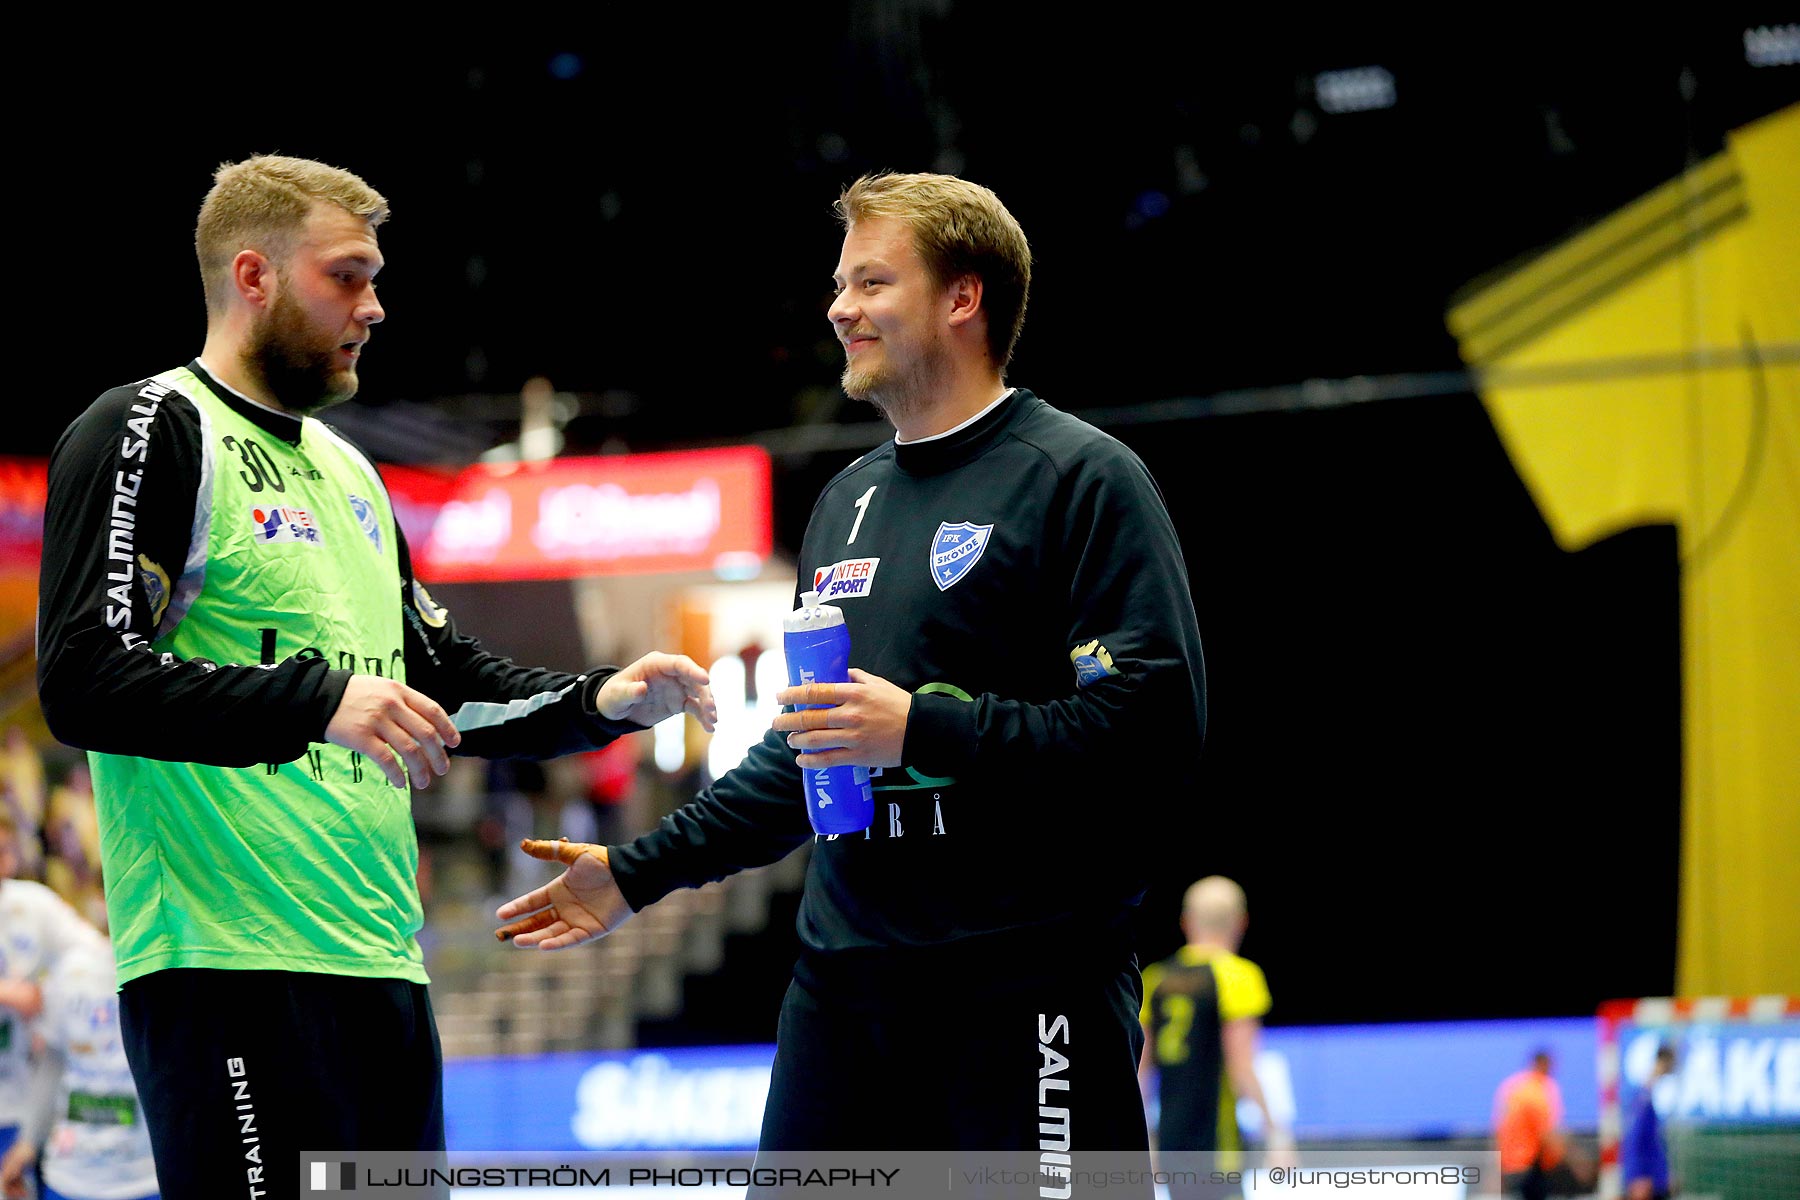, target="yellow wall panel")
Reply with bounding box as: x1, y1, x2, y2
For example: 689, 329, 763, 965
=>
1451, 104, 1800, 996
